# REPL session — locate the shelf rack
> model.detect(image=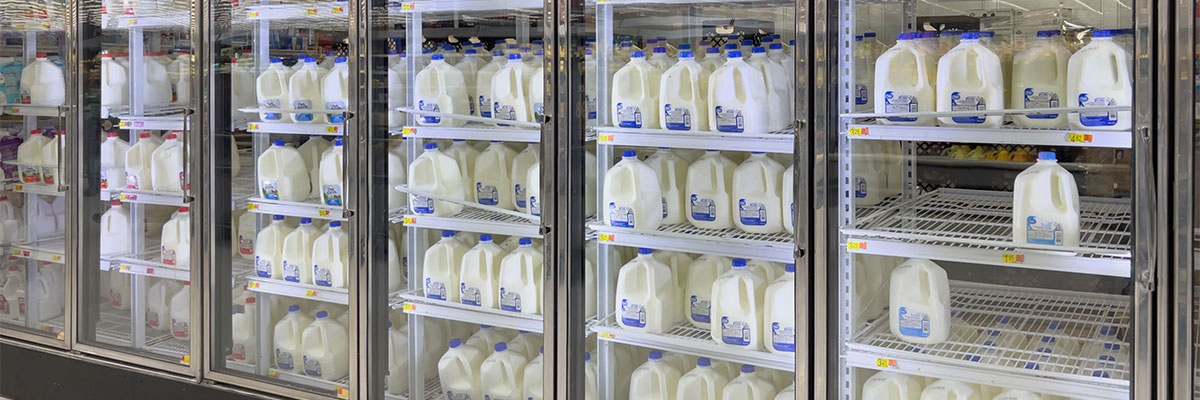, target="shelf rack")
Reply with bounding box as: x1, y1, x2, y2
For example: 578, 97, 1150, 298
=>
589, 222, 795, 263
591, 313, 795, 371
391, 124, 540, 143
399, 208, 541, 238
106, 252, 192, 282
115, 189, 190, 207
7, 237, 67, 264
1, 105, 64, 117
245, 277, 350, 305
392, 289, 545, 333
843, 124, 1133, 149
595, 127, 795, 154
245, 120, 346, 137
246, 198, 348, 221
